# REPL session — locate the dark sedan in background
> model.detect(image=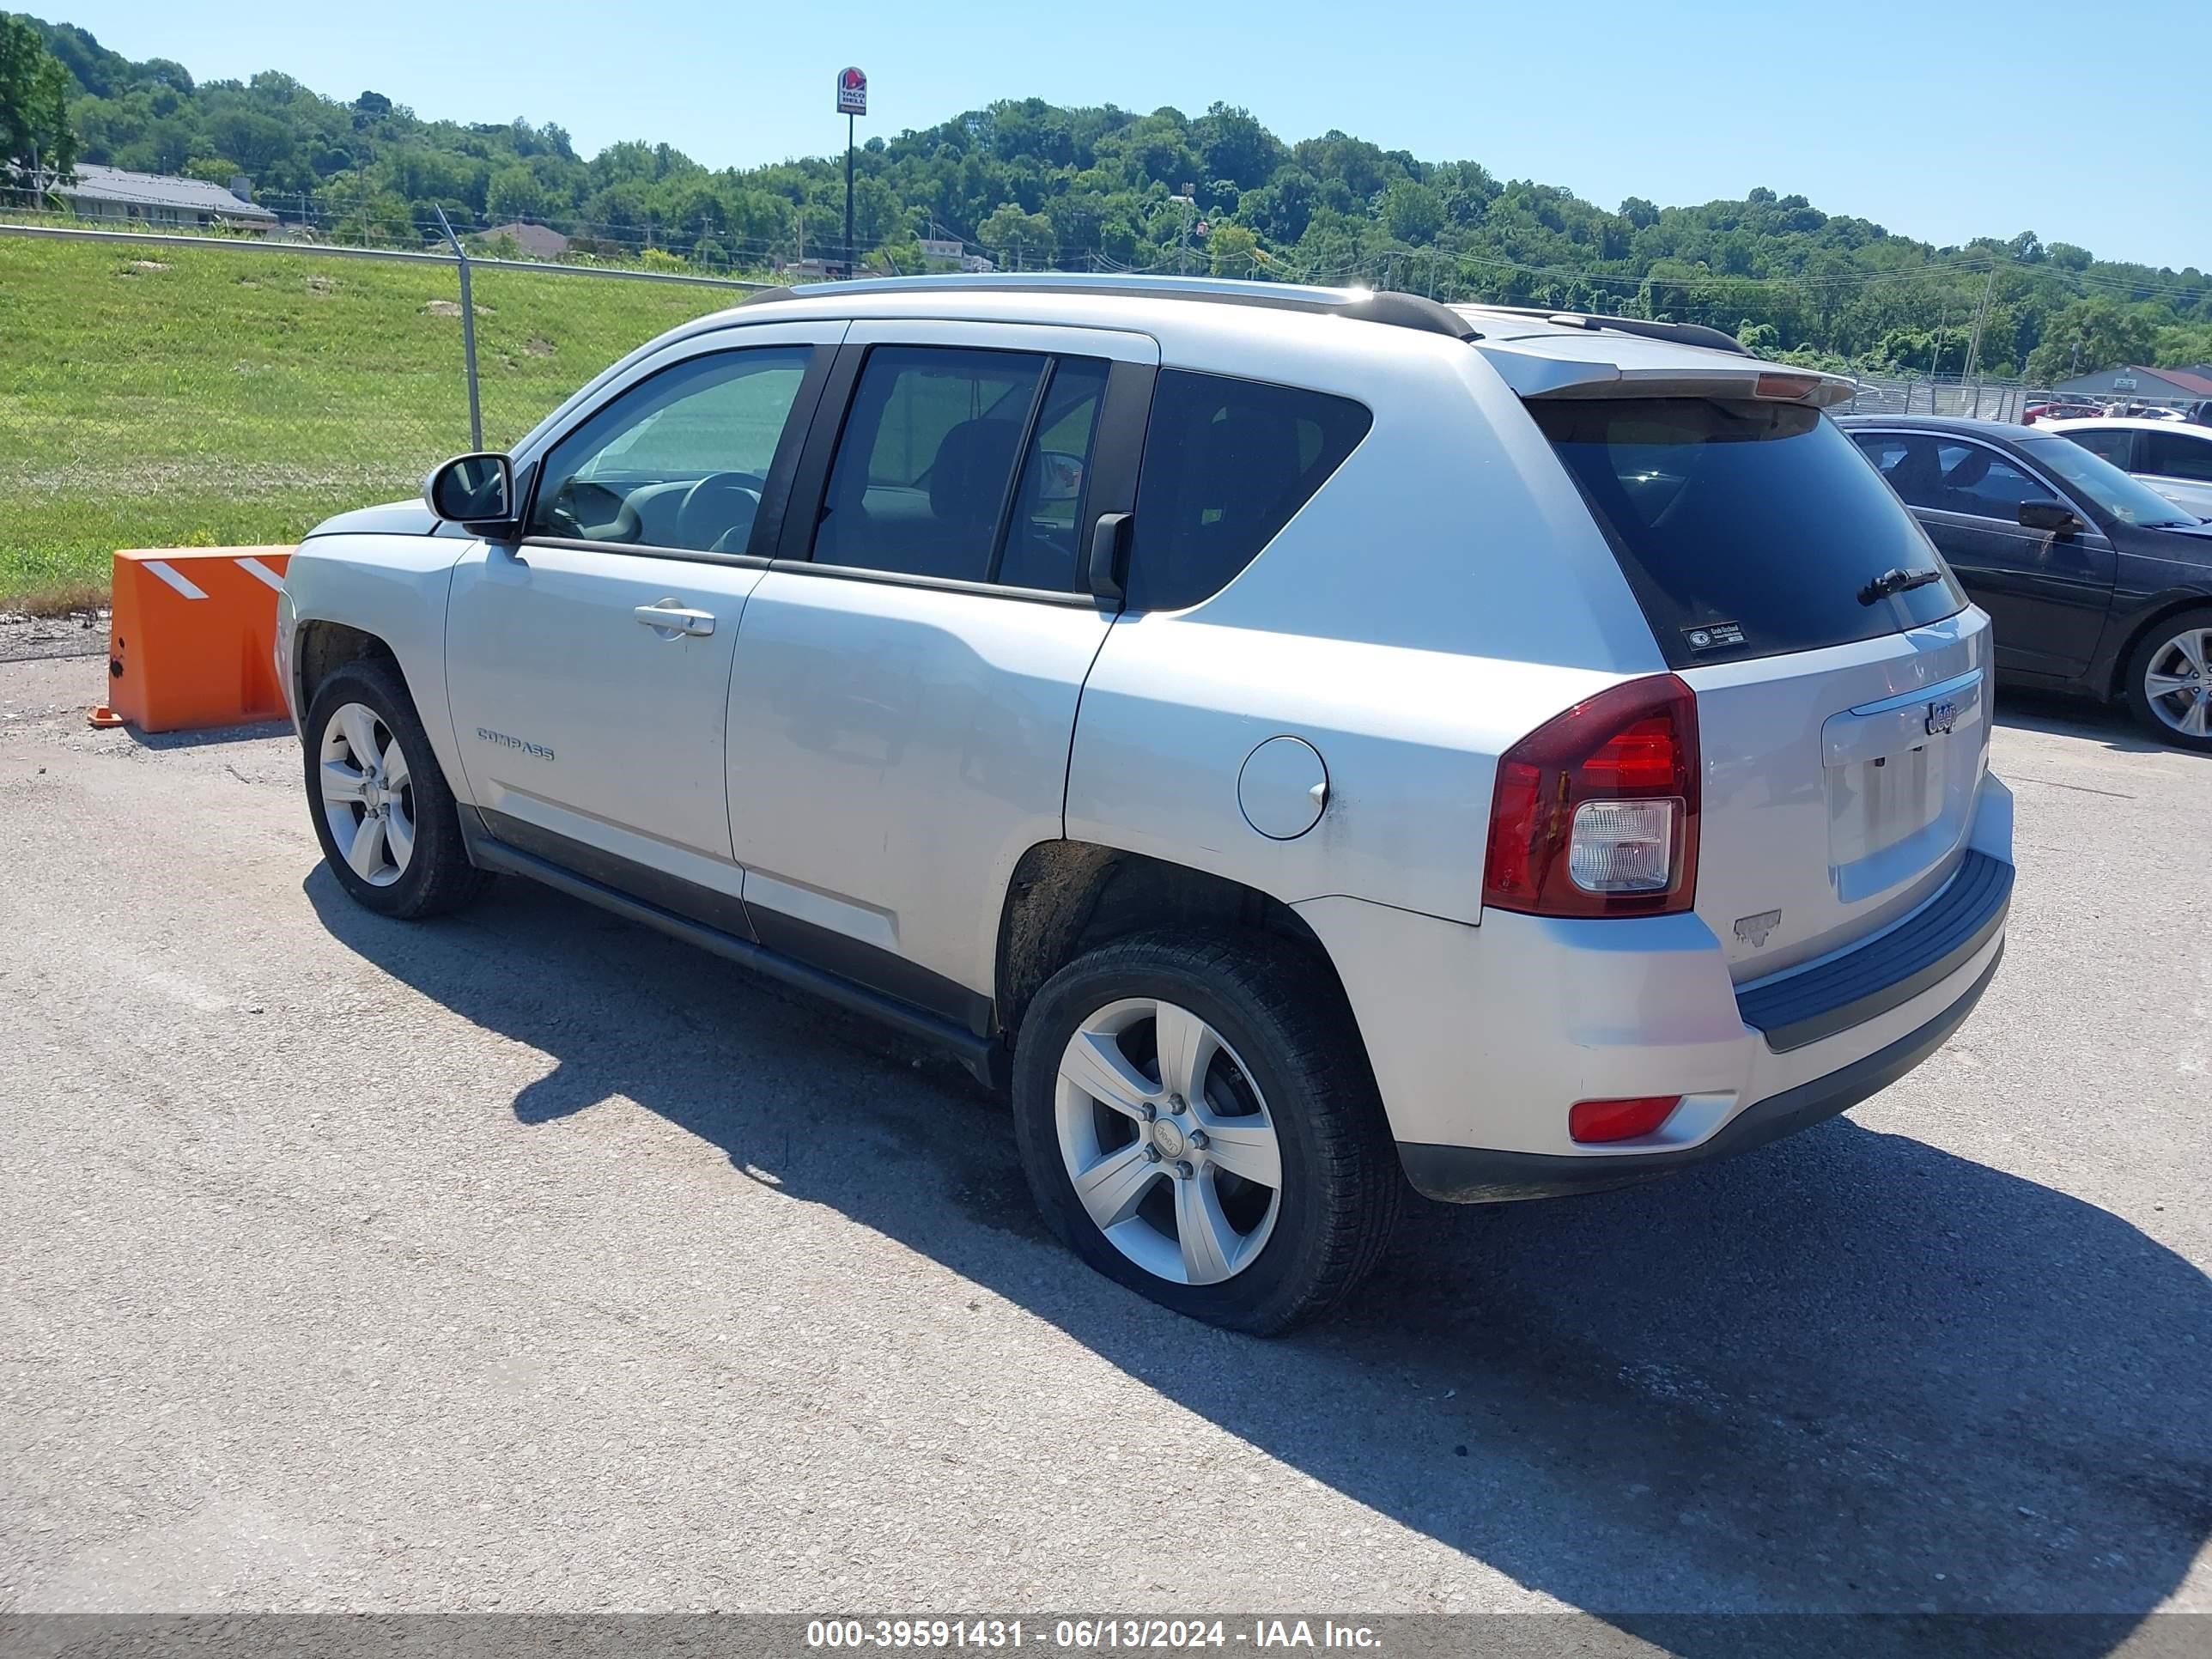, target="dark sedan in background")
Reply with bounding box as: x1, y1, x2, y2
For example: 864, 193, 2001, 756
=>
1838, 415, 2212, 748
